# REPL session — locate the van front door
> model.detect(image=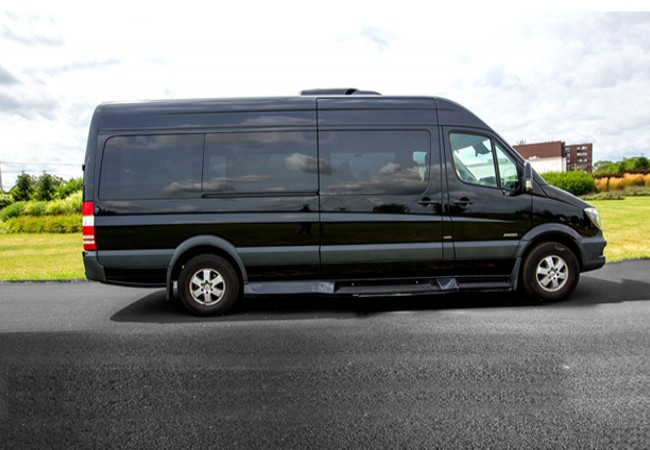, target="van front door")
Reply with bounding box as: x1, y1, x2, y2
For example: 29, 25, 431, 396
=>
443, 130, 532, 275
